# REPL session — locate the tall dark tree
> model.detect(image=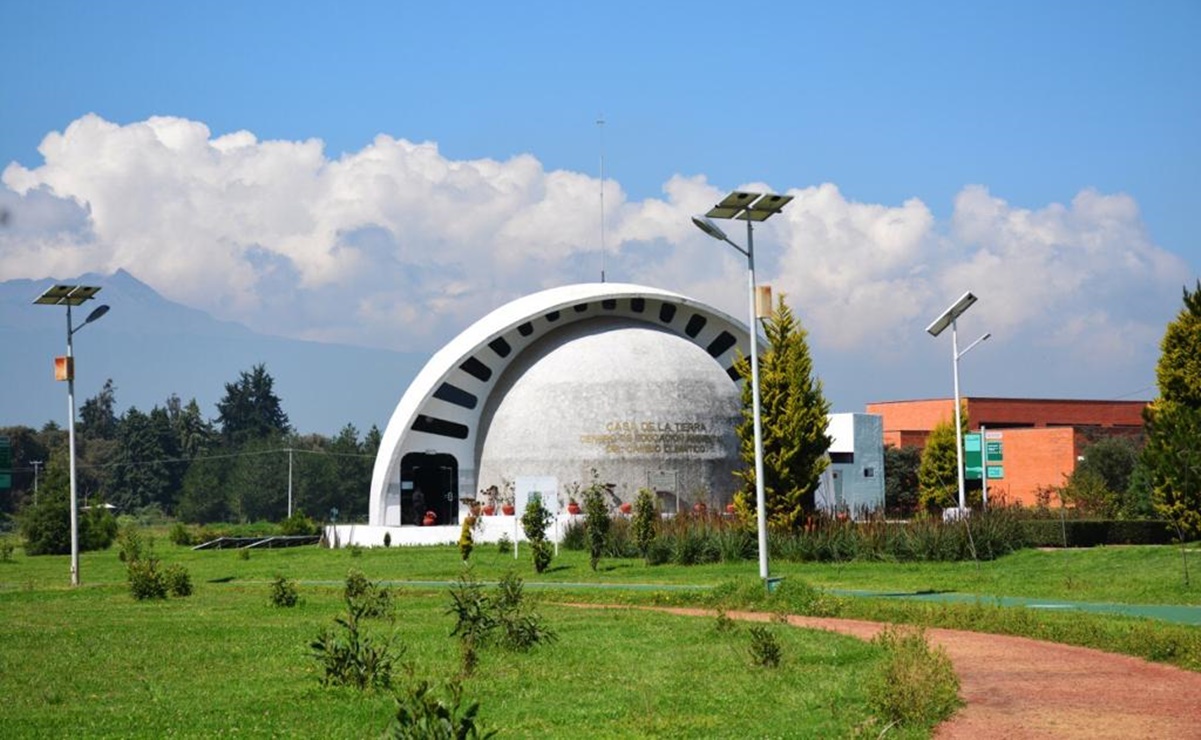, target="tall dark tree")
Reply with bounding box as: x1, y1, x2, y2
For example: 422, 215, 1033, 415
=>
216, 364, 291, 446
79, 379, 119, 441
1142, 280, 1201, 542
732, 296, 832, 529
109, 407, 173, 511
167, 395, 216, 459
884, 445, 923, 516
